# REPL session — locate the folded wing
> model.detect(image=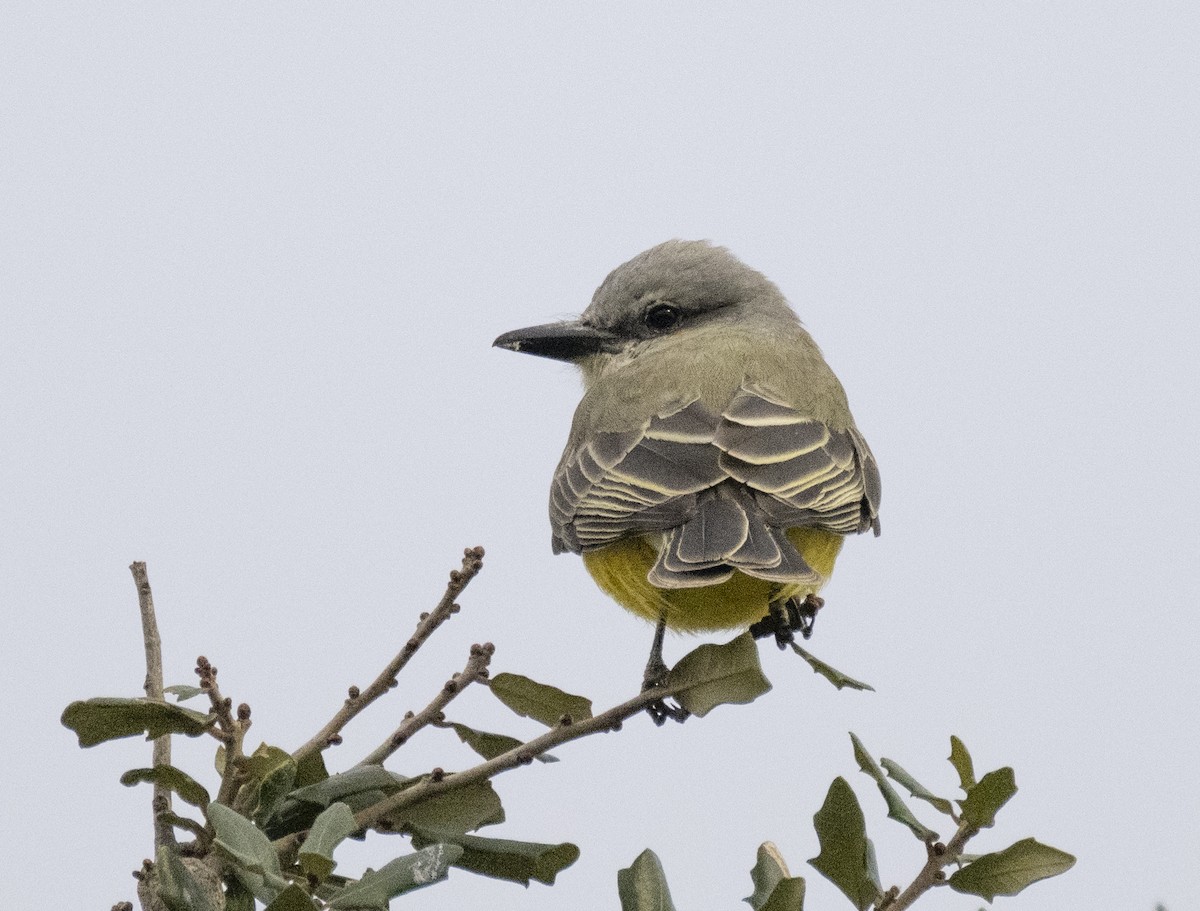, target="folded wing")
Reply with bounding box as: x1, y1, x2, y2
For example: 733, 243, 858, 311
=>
550, 387, 880, 588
